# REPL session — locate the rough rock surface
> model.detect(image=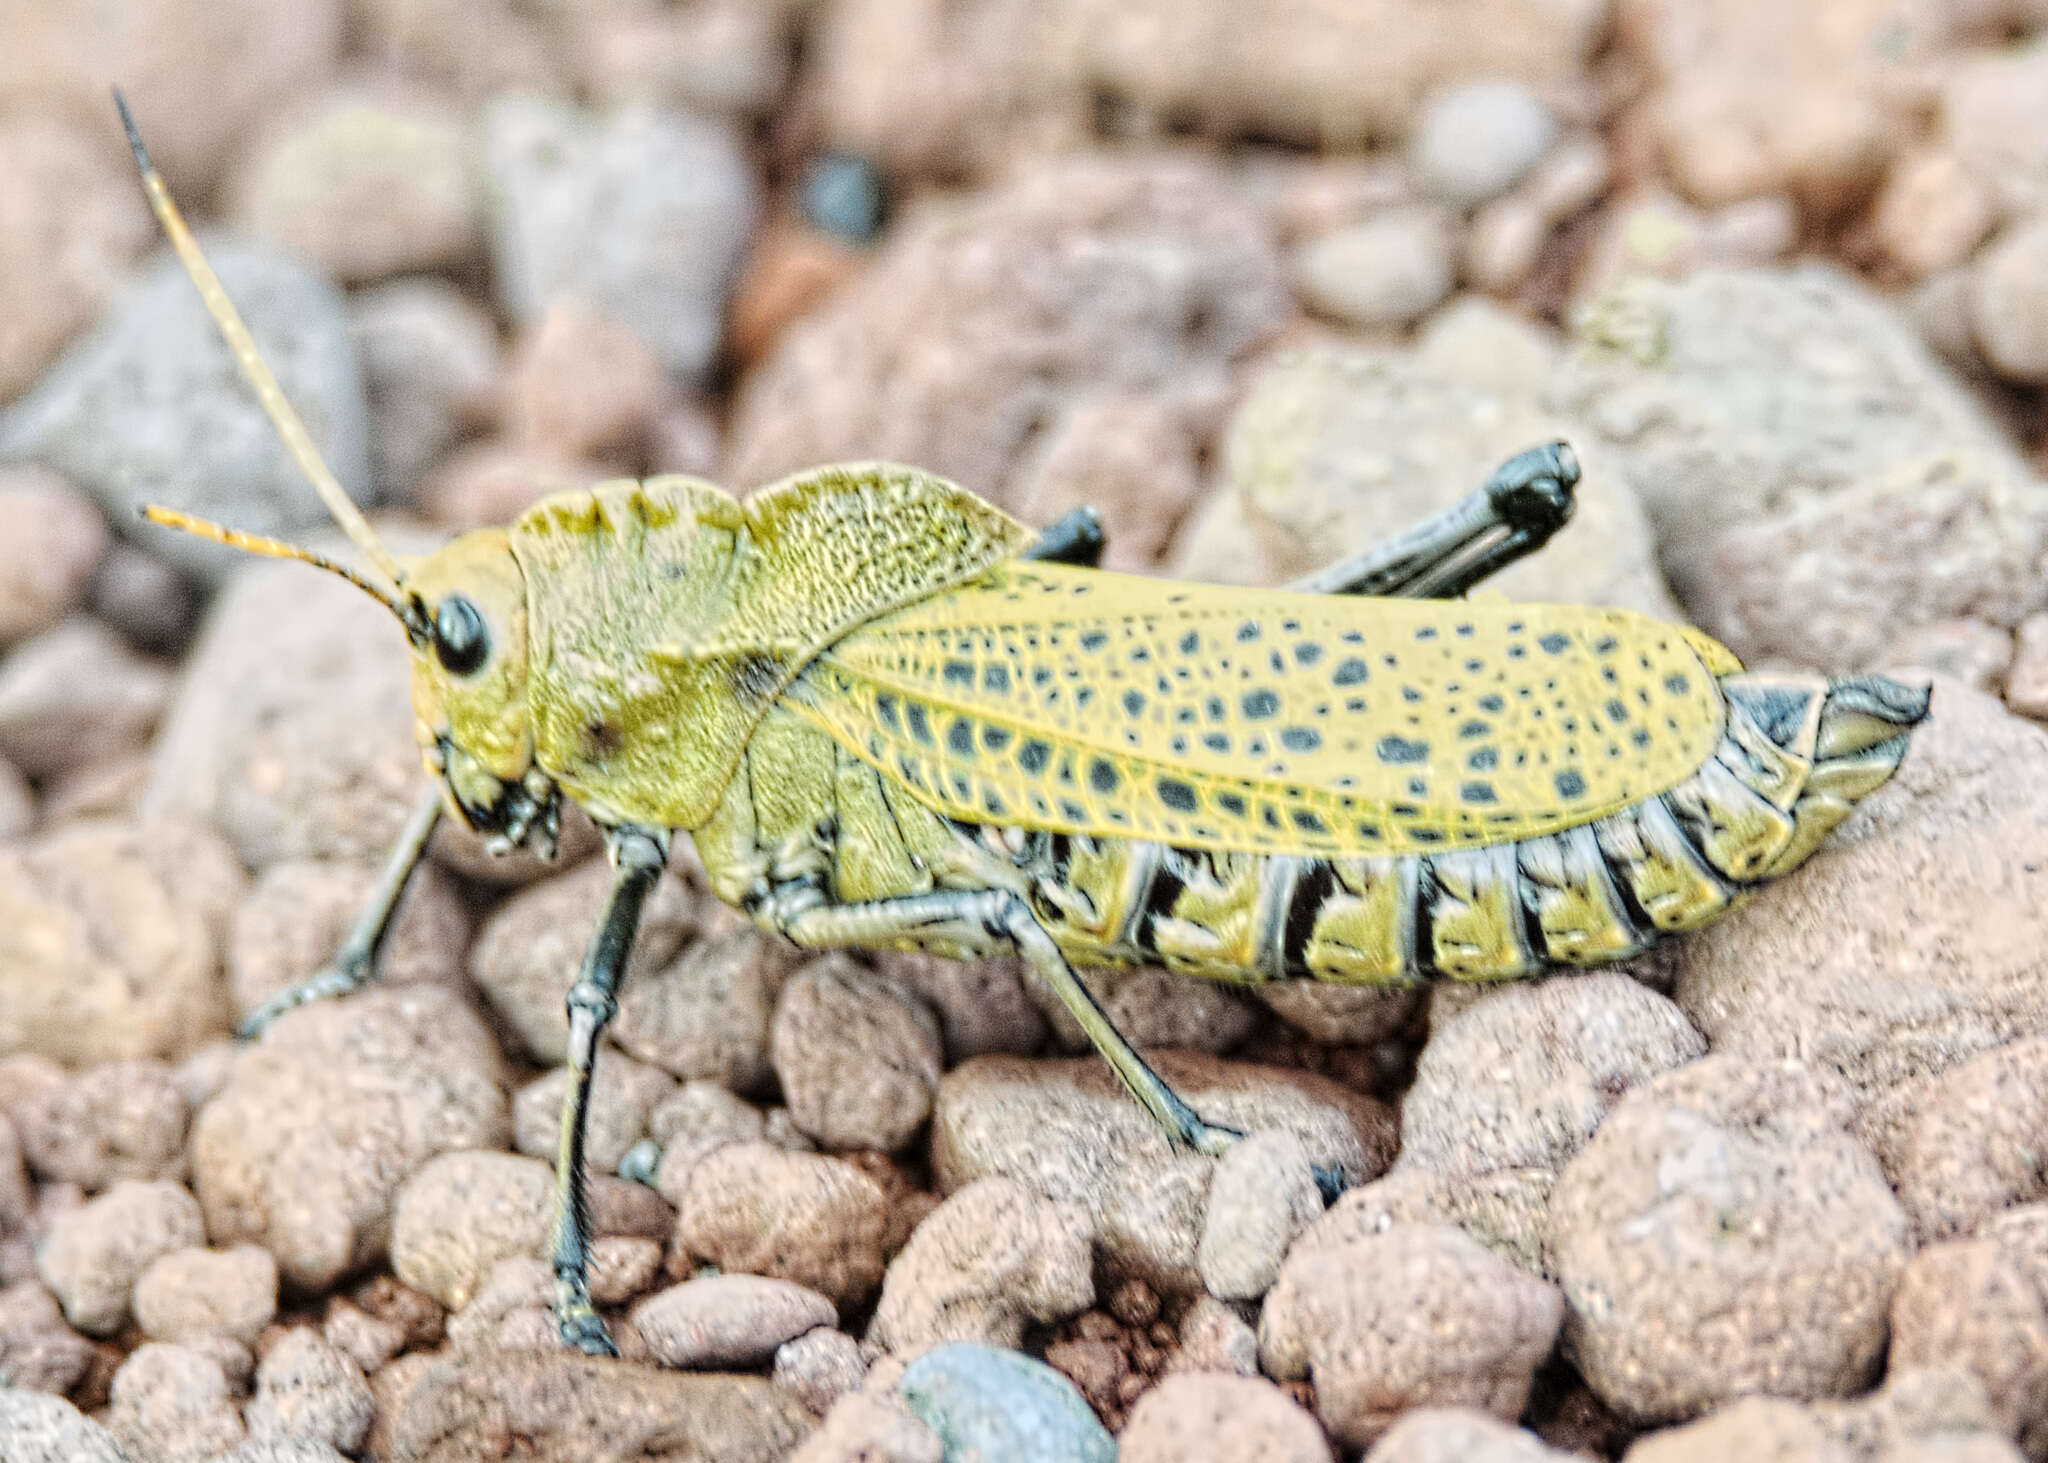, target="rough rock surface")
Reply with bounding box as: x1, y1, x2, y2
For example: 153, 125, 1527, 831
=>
771, 956, 943, 1153
36, 1179, 206, 1336
1120, 1373, 1336, 1463
631, 1274, 837, 1369
672, 1143, 889, 1307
